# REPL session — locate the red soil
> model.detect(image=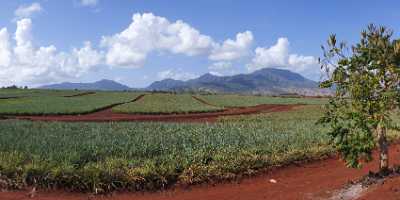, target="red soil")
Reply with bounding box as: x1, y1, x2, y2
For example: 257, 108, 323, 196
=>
12, 104, 298, 123
356, 176, 400, 200
2, 144, 400, 200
